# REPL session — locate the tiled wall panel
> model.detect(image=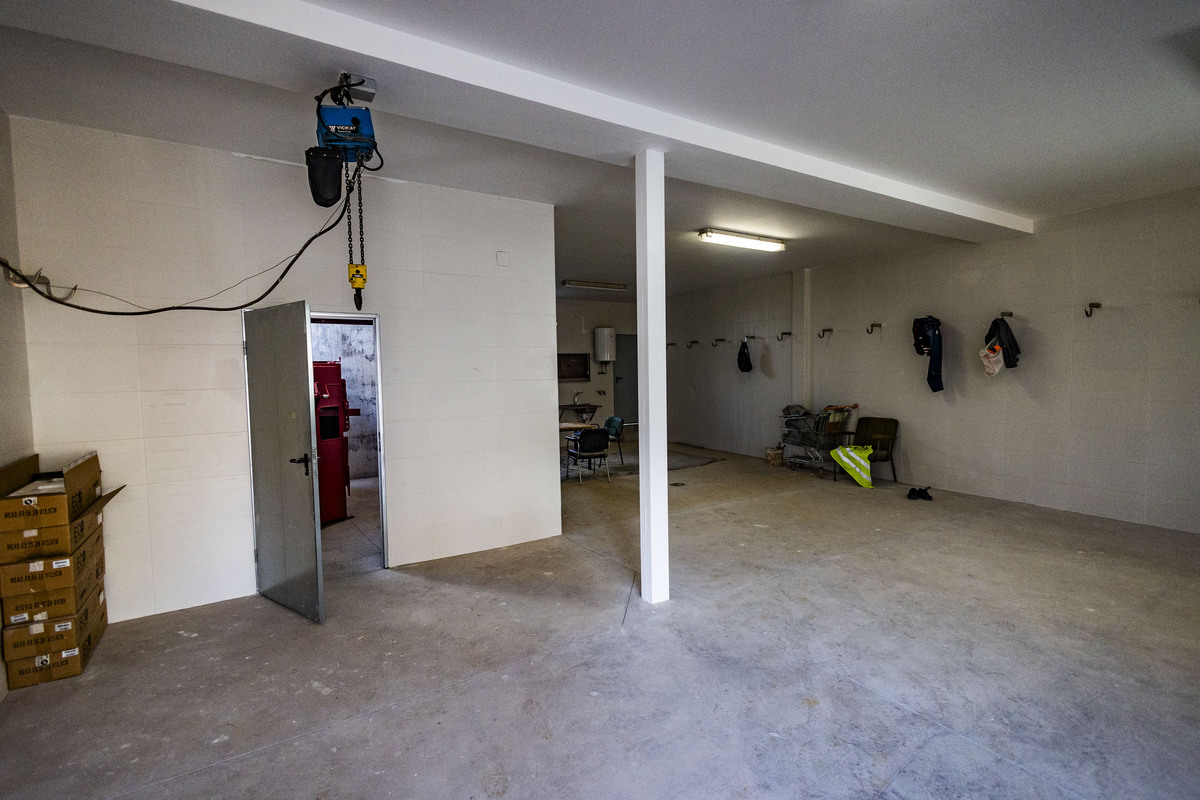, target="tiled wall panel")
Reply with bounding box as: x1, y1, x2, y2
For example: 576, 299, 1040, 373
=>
12, 118, 561, 620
